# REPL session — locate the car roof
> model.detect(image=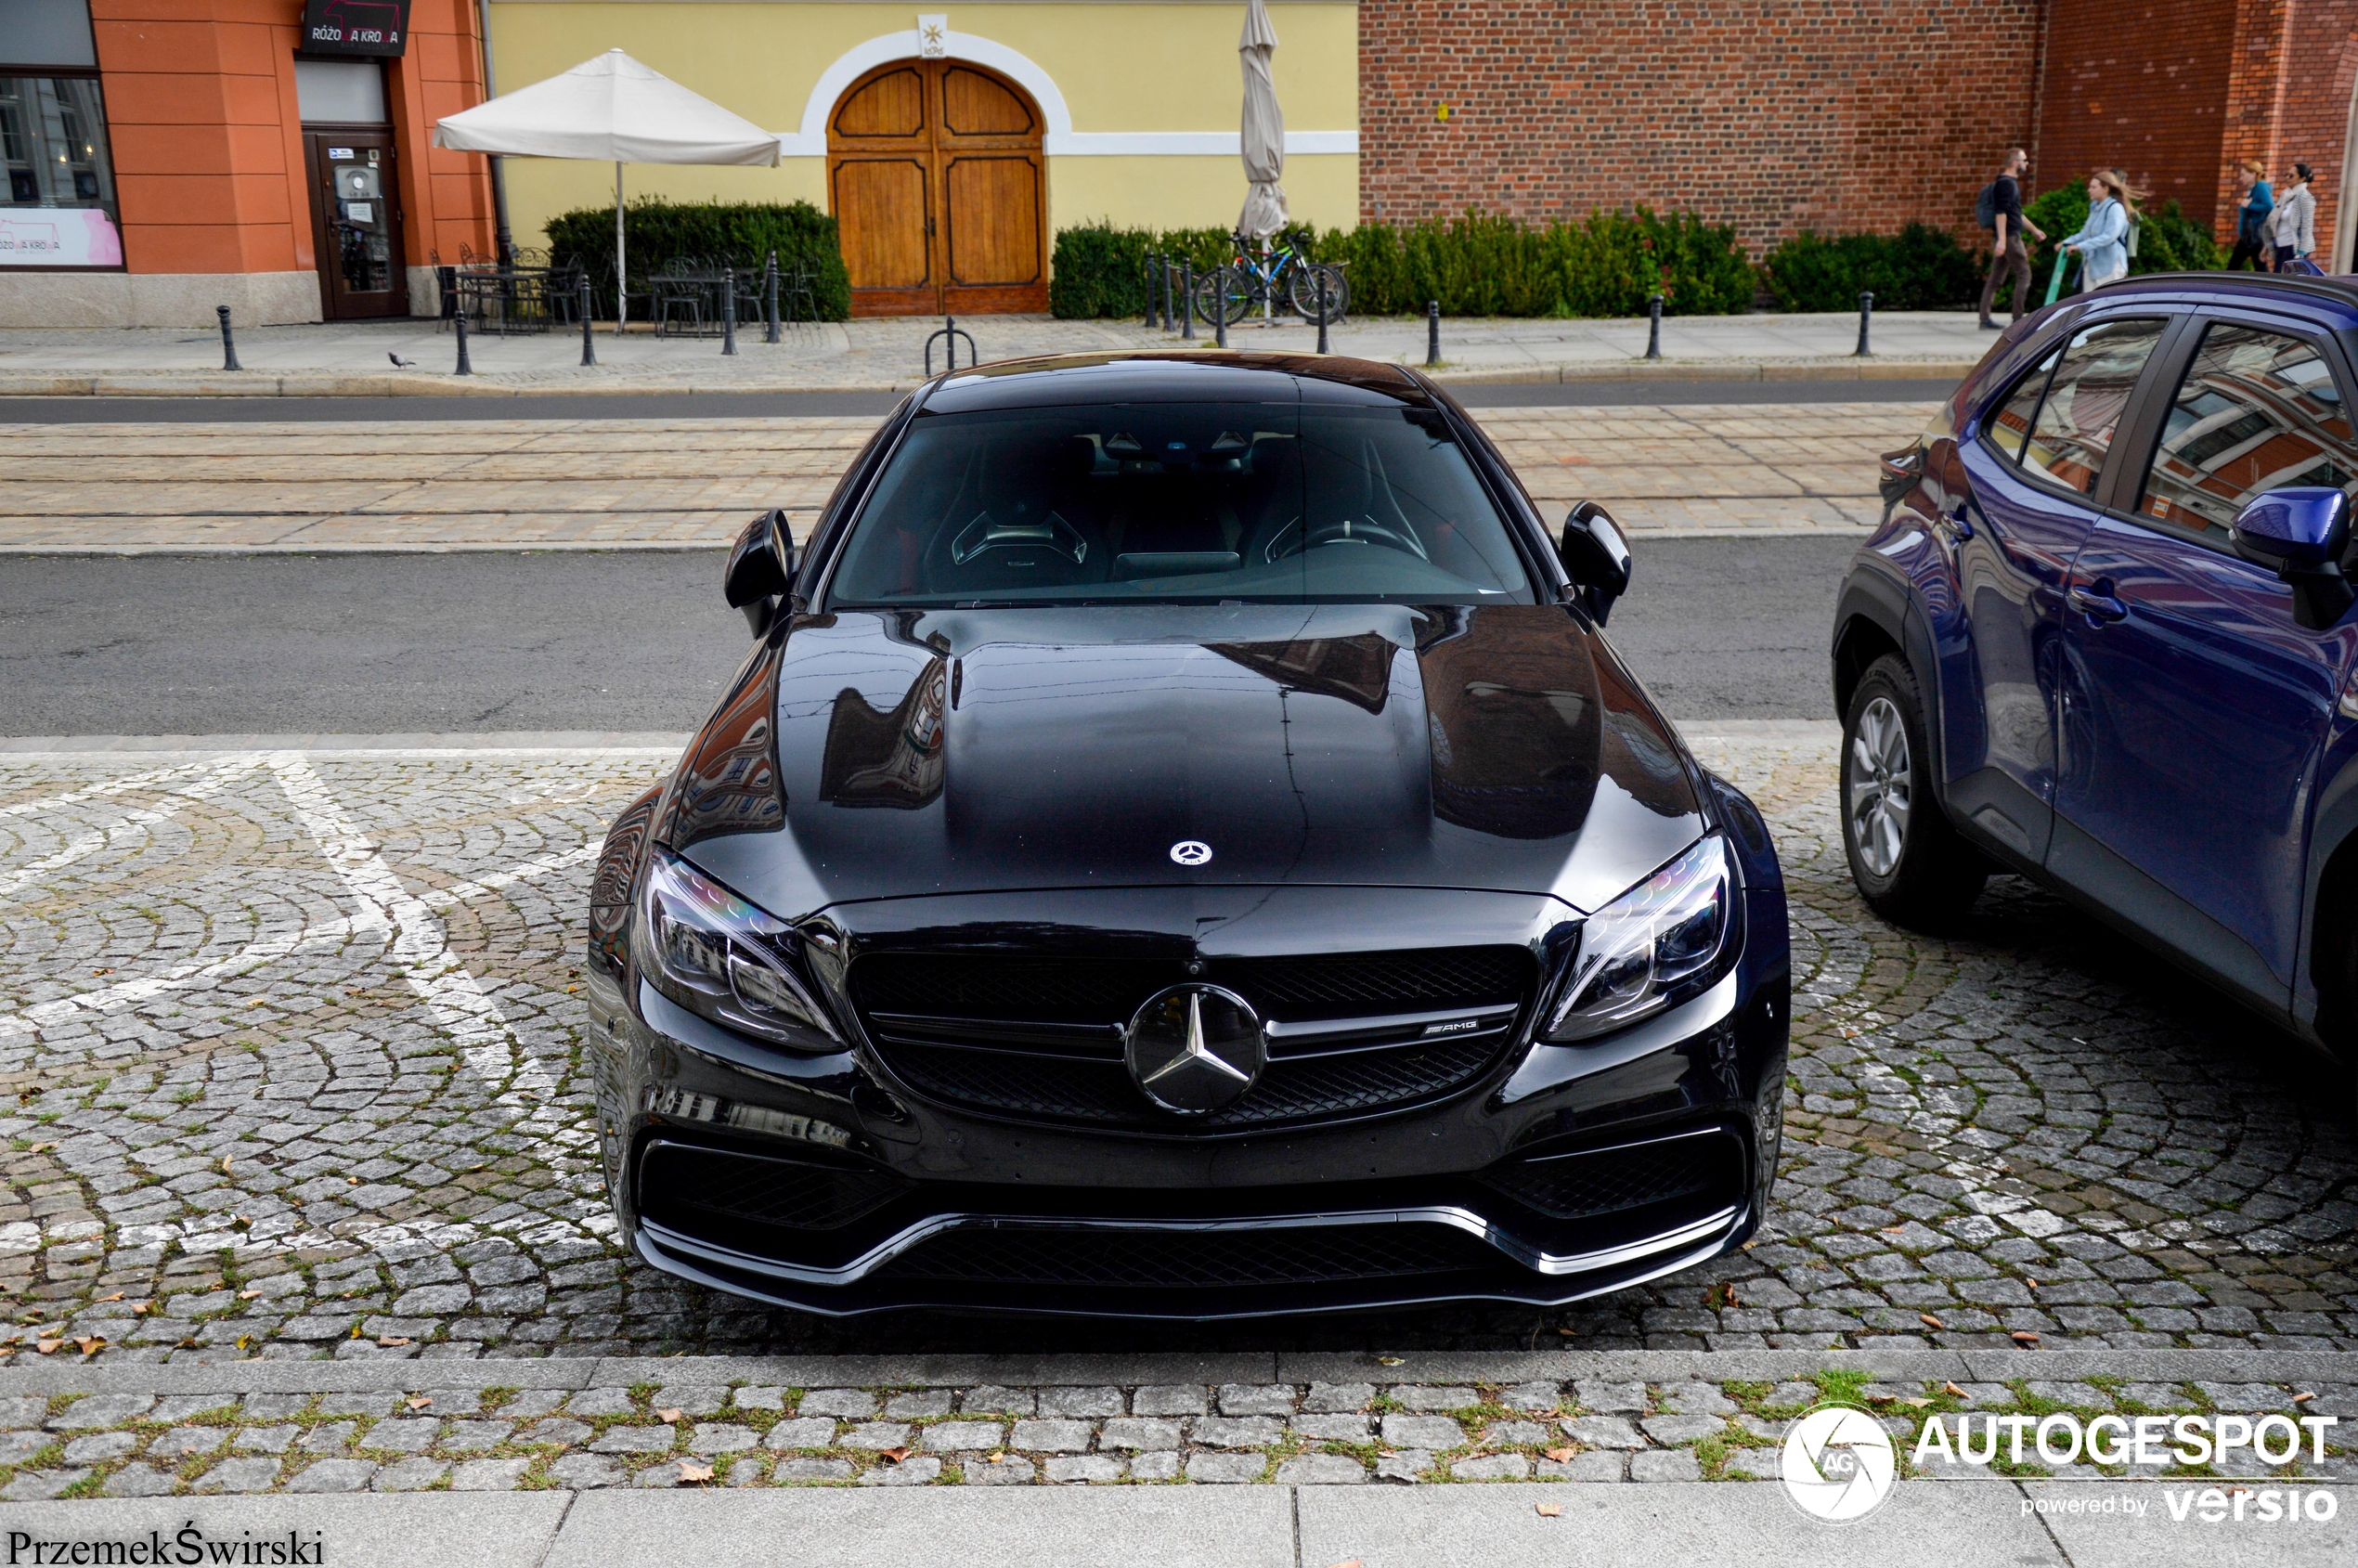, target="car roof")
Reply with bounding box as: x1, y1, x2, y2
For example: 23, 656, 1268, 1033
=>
914, 350, 1437, 413
2091, 271, 2358, 327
